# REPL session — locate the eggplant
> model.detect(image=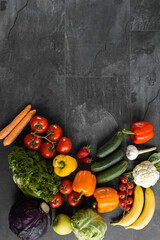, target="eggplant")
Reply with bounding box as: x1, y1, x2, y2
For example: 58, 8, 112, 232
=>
9, 199, 52, 240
